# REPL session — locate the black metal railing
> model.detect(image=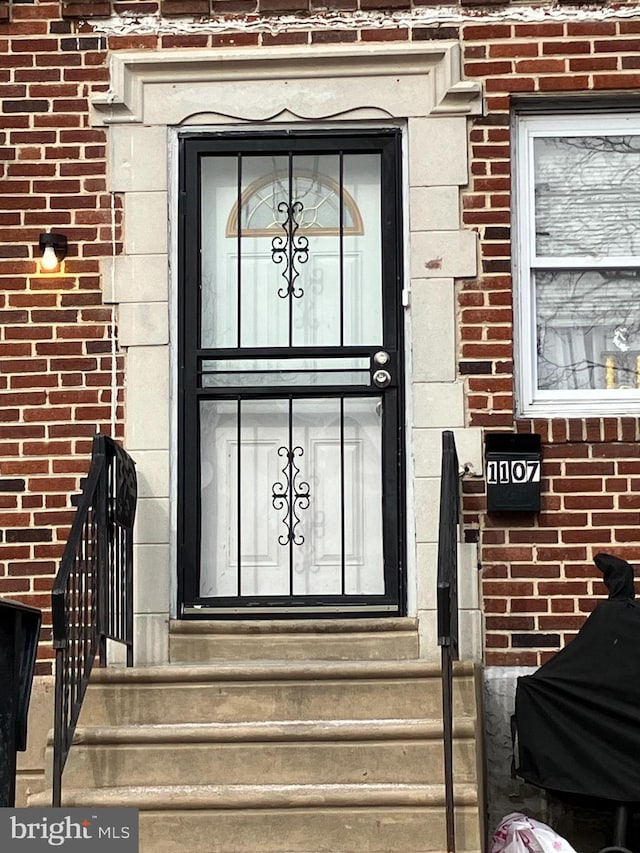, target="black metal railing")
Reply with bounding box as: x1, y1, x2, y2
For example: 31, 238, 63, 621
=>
51, 434, 137, 807
437, 429, 461, 853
